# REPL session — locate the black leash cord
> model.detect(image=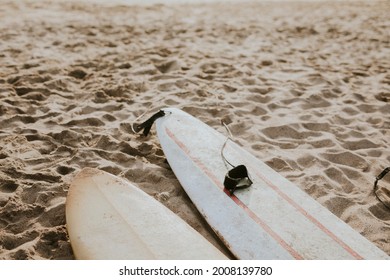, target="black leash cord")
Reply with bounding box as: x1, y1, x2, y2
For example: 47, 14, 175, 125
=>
133, 110, 165, 136
374, 167, 390, 210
